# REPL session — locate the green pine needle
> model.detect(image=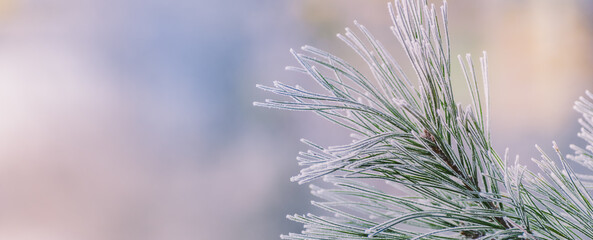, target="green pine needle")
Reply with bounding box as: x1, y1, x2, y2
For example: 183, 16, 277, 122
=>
255, 0, 593, 239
